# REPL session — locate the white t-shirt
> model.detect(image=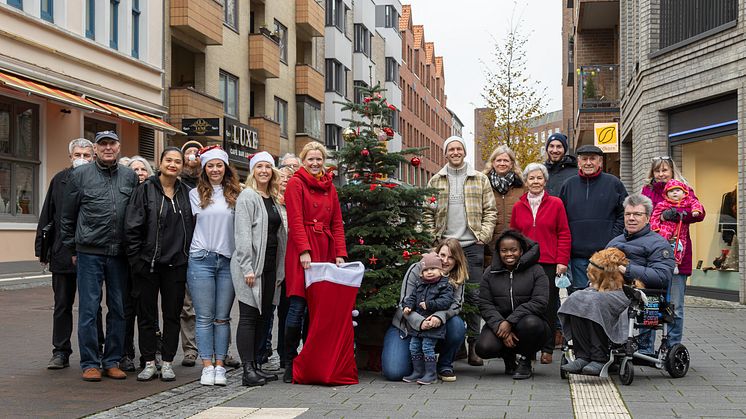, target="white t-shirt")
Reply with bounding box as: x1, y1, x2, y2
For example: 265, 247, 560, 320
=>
189, 185, 235, 258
